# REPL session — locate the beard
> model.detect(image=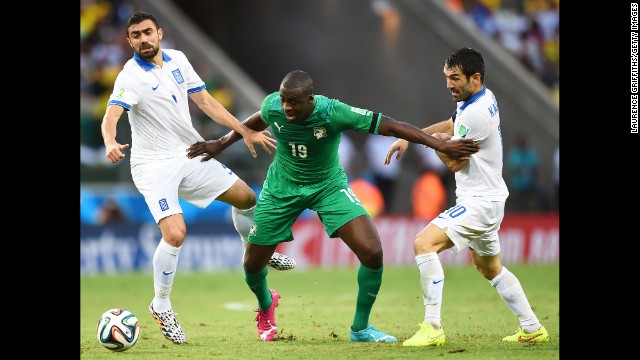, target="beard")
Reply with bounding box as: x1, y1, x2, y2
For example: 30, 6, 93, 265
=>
136, 46, 159, 60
